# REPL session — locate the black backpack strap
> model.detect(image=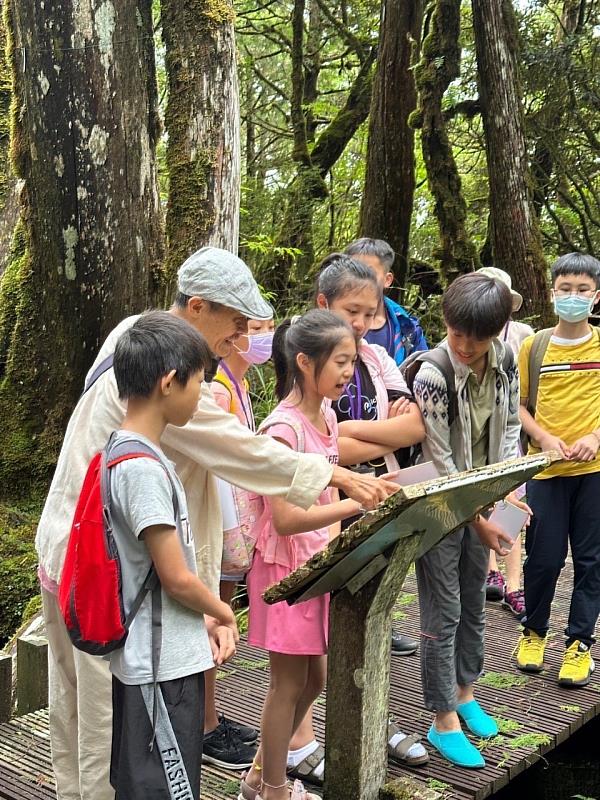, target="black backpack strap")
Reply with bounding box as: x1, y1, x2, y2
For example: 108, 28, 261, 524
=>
83, 353, 114, 394
401, 348, 459, 426
419, 349, 458, 426
500, 341, 515, 374
526, 328, 553, 416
